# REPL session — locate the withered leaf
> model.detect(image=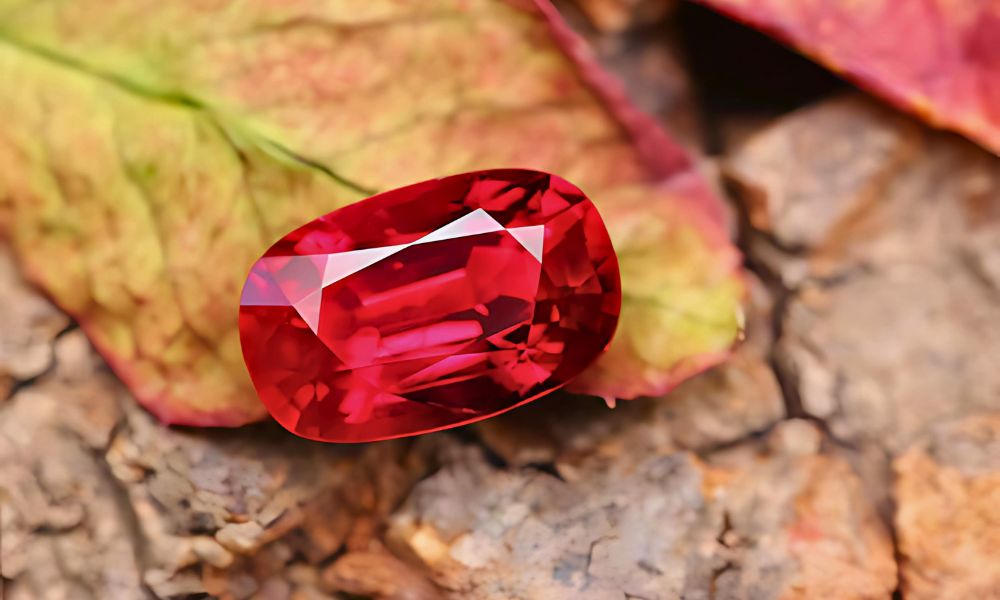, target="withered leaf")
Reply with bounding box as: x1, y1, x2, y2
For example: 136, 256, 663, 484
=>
0, 0, 743, 425
696, 0, 1000, 154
